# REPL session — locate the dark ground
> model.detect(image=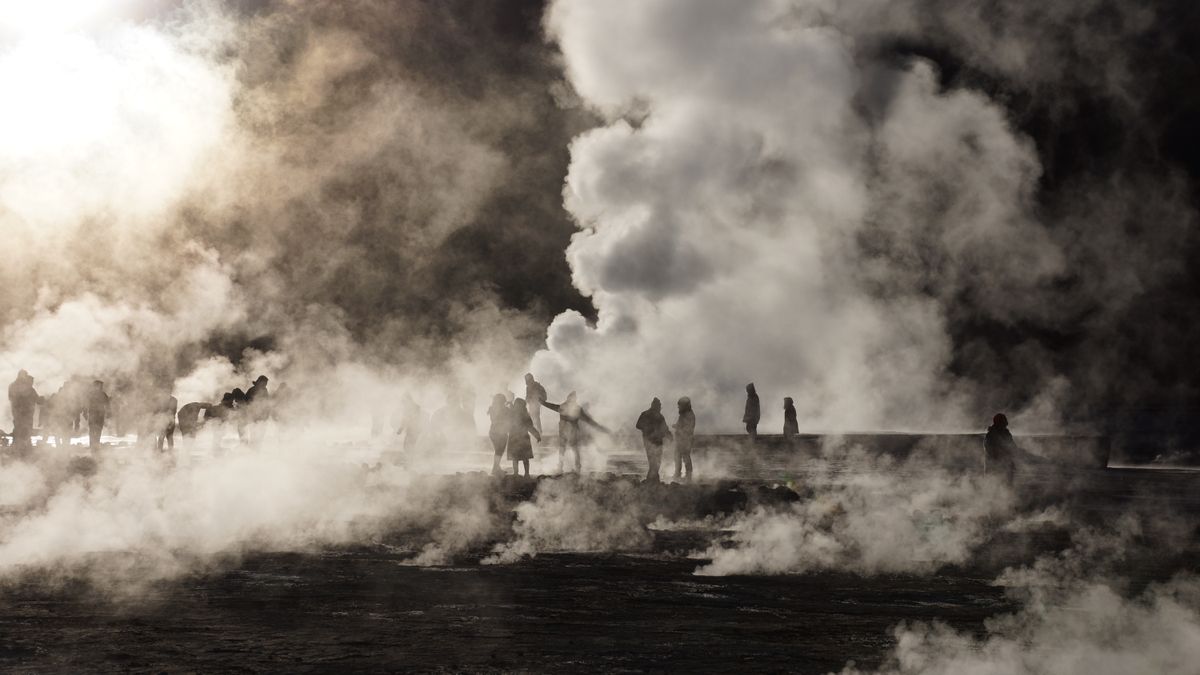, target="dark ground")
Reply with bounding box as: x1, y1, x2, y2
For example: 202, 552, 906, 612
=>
0, 436, 1198, 673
